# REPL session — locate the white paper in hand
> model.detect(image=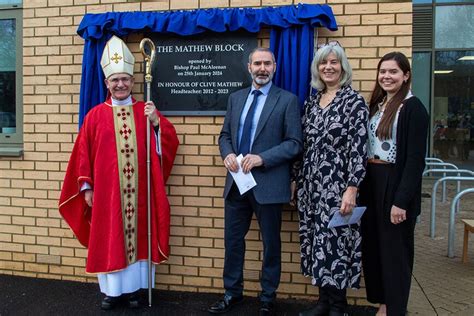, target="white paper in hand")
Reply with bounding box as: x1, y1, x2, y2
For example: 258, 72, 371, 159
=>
229, 154, 257, 195
328, 206, 367, 228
